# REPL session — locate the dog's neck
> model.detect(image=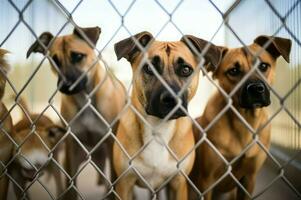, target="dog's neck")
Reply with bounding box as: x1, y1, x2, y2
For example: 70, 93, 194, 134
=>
131, 87, 145, 114
212, 91, 266, 129
142, 115, 176, 145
